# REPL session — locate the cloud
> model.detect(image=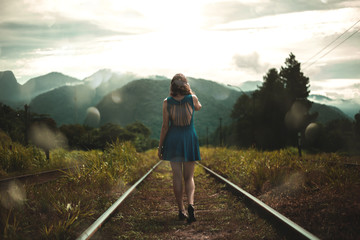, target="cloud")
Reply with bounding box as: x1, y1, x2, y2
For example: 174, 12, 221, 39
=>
233, 52, 269, 73
203, 1, 260, 26
203, 0, 355, 27
0, 0, 151, 61
311, 59, 360, 79
310, 78, 360, 101
0, 19, 141, 59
